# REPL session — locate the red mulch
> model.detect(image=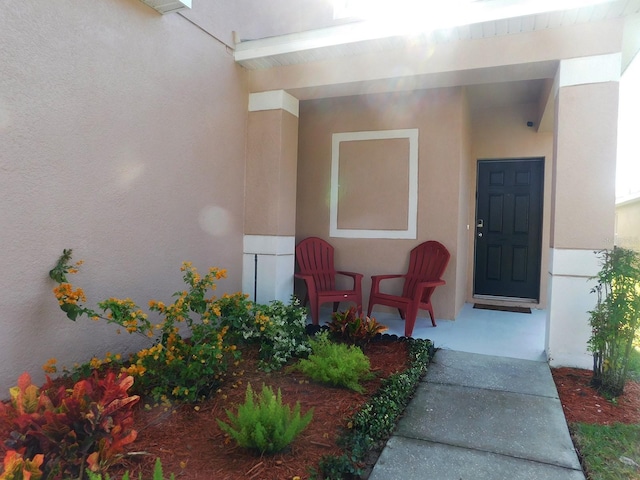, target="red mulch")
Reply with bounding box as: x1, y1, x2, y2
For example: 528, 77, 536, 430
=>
551, 367, 640, 425
114, 340, 409, 480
